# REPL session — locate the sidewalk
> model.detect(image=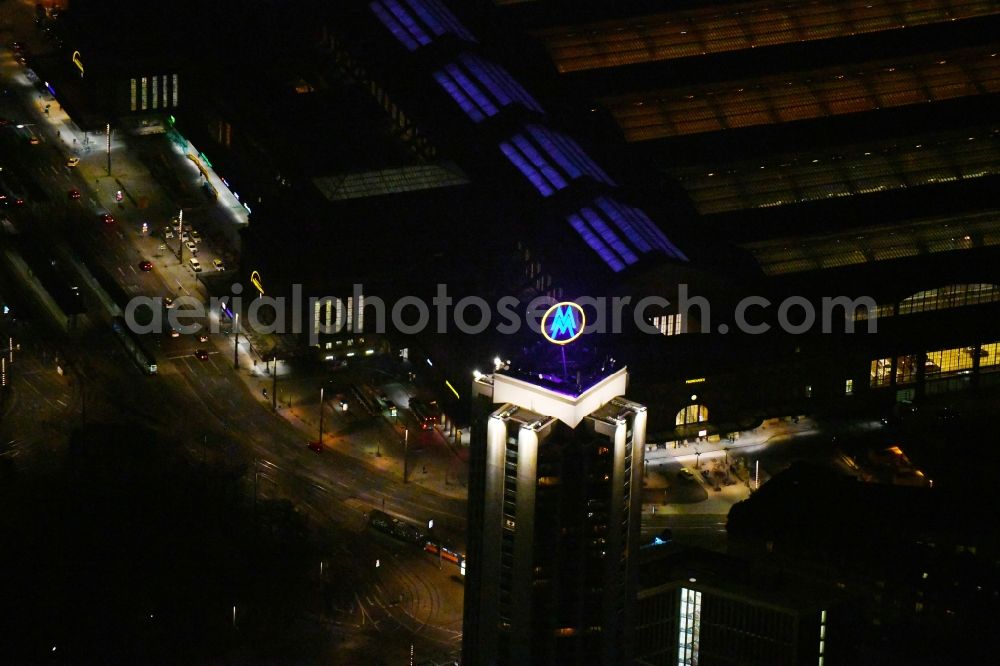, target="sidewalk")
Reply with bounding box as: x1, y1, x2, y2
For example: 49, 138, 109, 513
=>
642, 416, 815, 515
230, 352, 468, 501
